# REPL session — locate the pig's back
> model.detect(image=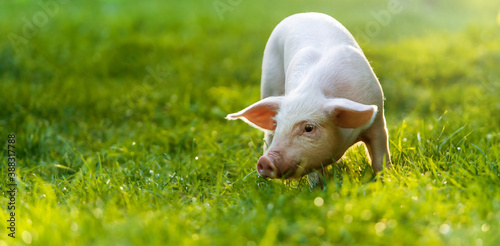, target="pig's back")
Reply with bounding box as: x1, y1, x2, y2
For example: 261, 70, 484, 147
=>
268, 12, 361, 69
266, 13, 383, 108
